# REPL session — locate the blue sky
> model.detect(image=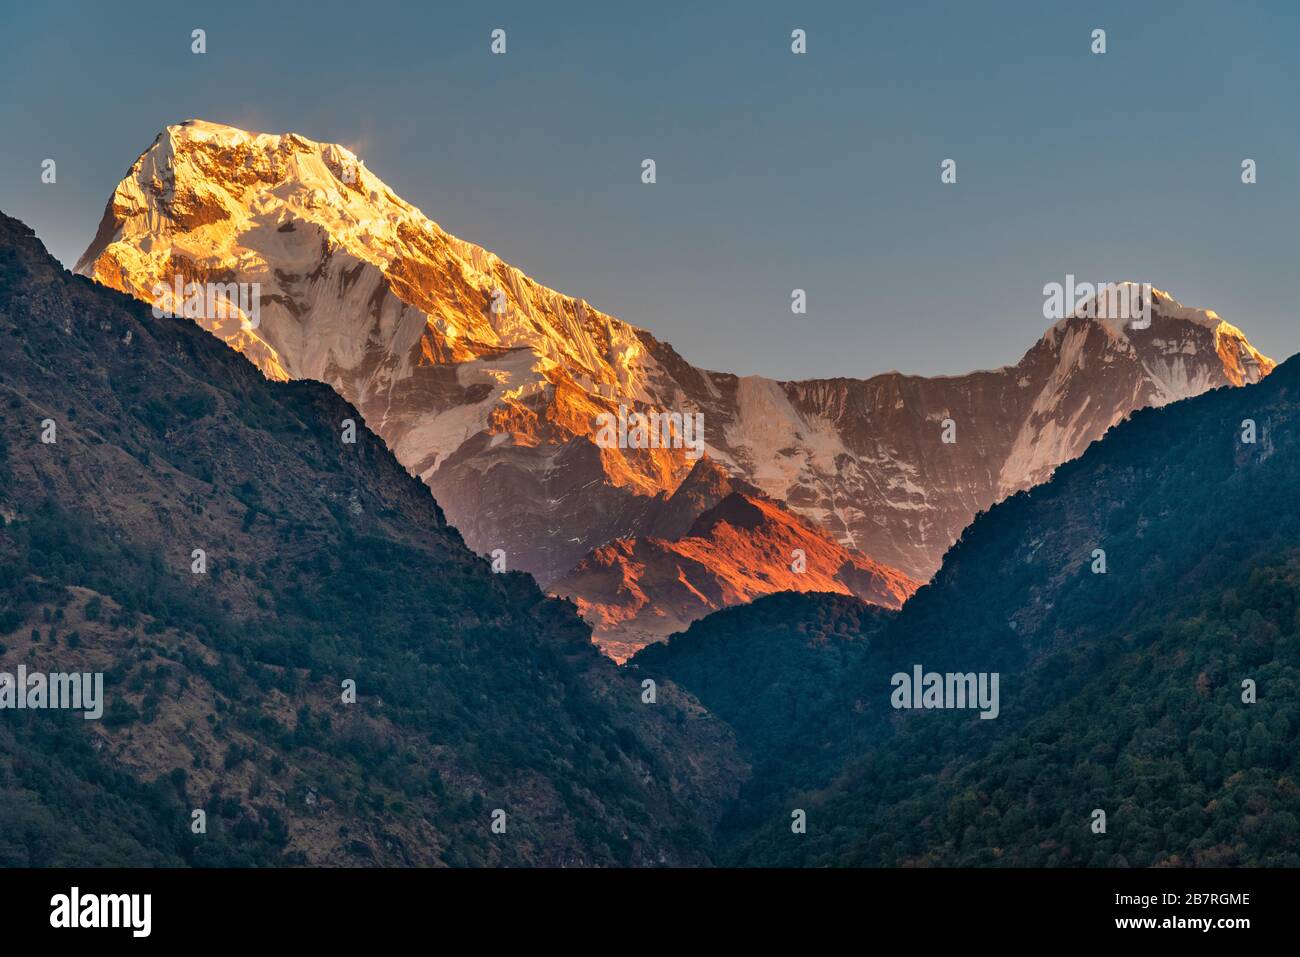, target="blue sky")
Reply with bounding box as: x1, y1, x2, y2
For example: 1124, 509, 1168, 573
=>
2, 0, 1297, 378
